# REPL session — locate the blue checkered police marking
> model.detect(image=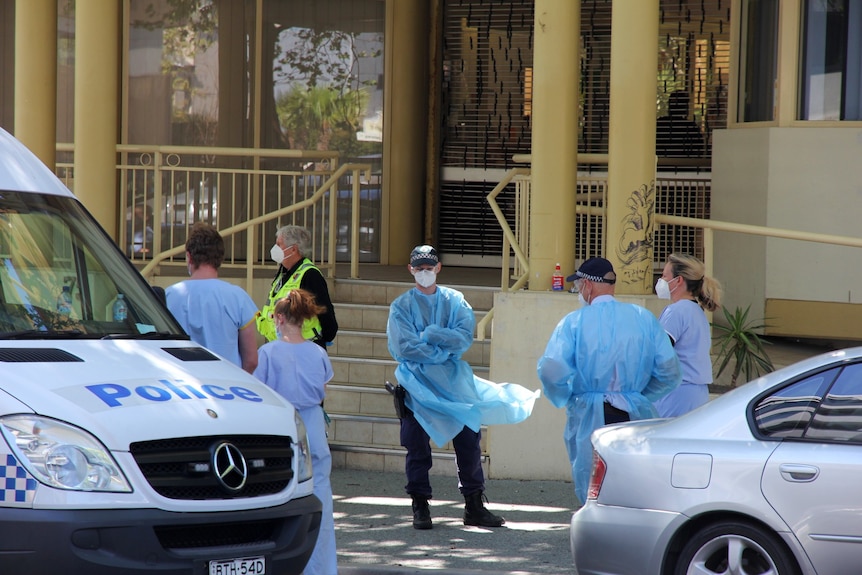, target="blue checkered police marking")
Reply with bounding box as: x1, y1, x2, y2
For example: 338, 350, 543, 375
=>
0, 454, 36, 505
